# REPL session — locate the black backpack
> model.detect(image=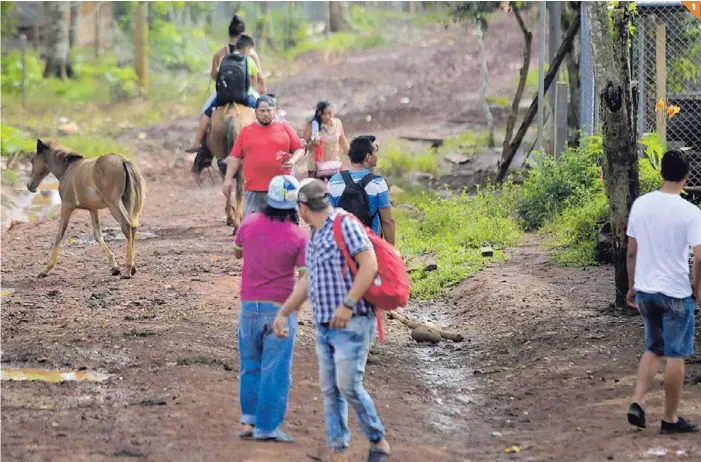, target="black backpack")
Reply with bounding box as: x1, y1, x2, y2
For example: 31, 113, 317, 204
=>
337, 171, 379, 229
216, 52, 250, 105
